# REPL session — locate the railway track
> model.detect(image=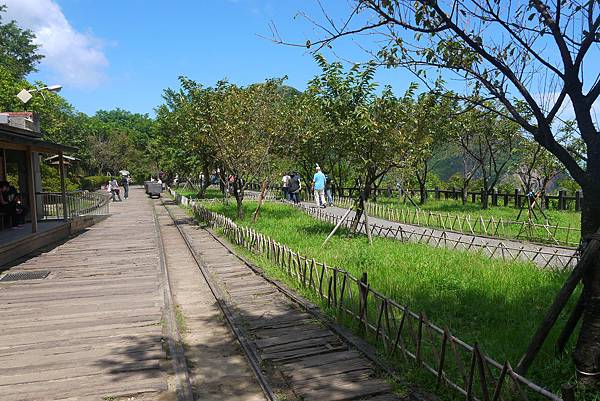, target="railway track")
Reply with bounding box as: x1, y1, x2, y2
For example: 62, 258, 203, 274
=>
156, 197, 407, 401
